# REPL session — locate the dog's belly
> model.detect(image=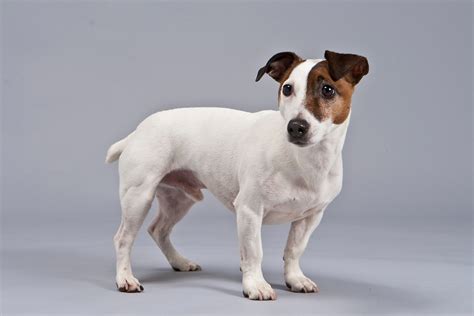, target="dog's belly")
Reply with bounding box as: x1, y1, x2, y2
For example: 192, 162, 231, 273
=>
159, 168, 341, 225
159, 169, 239, 210
160, 169, 207, 201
